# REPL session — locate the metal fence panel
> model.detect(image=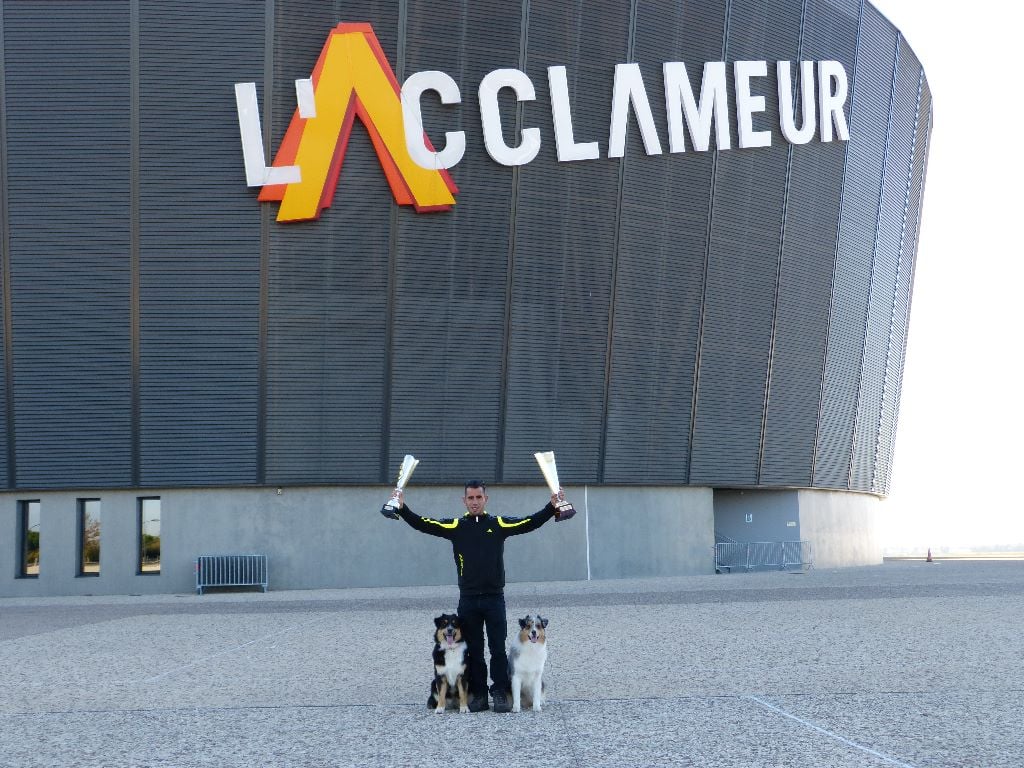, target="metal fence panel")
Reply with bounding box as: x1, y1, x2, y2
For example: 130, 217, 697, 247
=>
716, 541, 812, 573
196, 554, 268, 594
747, 542, 784, 570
